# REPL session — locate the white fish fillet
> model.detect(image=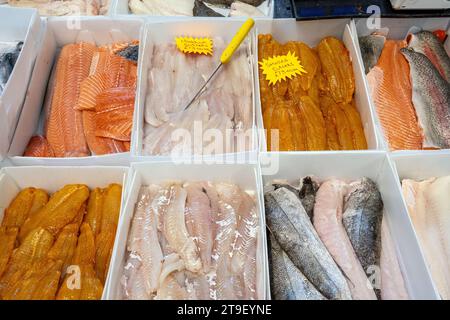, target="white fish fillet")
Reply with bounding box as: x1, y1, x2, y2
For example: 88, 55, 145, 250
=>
163, 185, 202, 273
314, 179, 377, 300
229, 1, 265, 17
380, 217, 409, 300
402, 178, 450, 299
130, 0, 194, 16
